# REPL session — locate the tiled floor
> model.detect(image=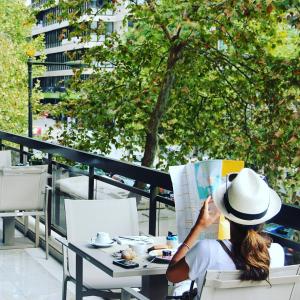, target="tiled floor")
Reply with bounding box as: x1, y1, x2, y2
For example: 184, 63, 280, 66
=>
0, 247, 70, 300
0, 246, 106, 300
